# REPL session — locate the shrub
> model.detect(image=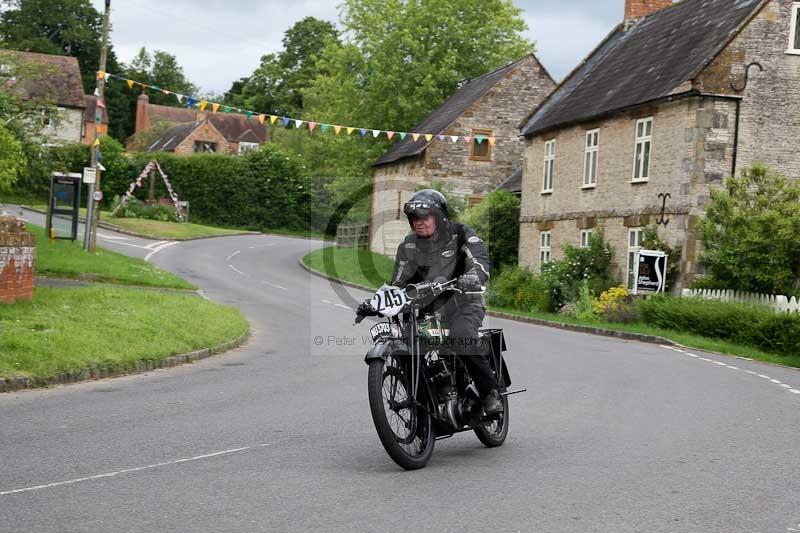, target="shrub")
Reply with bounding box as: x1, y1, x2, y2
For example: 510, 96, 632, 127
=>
460, 190, 520, 271
594, 285, 637, 323
638, 295, 800, 357
573, 280, 596, 321
486, 265, 535, 309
